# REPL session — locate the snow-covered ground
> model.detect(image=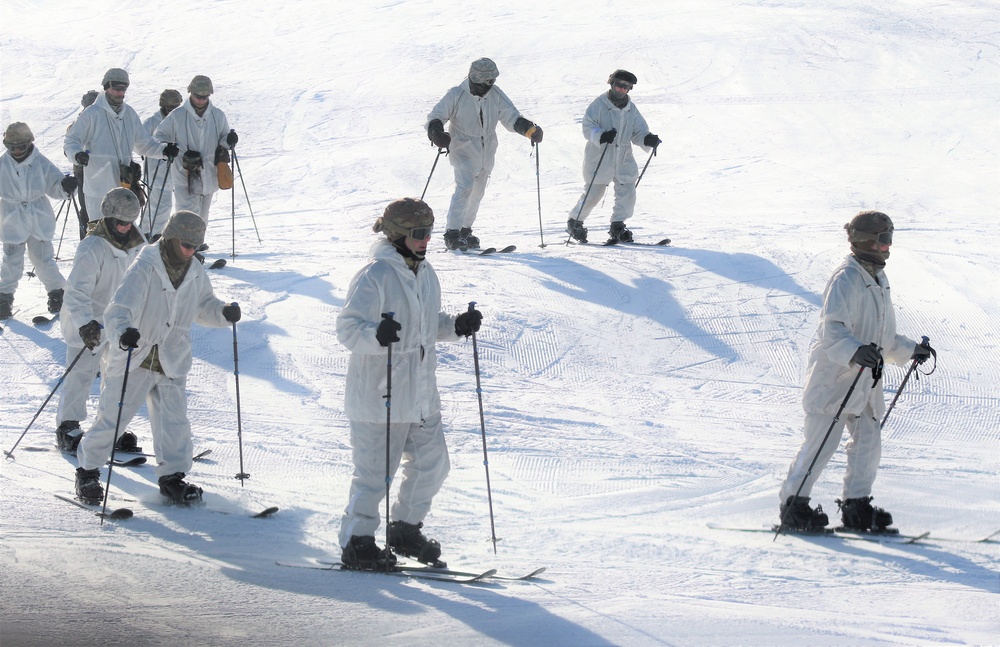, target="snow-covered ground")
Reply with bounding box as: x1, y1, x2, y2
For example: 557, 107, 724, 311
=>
2, 1, 998, 645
